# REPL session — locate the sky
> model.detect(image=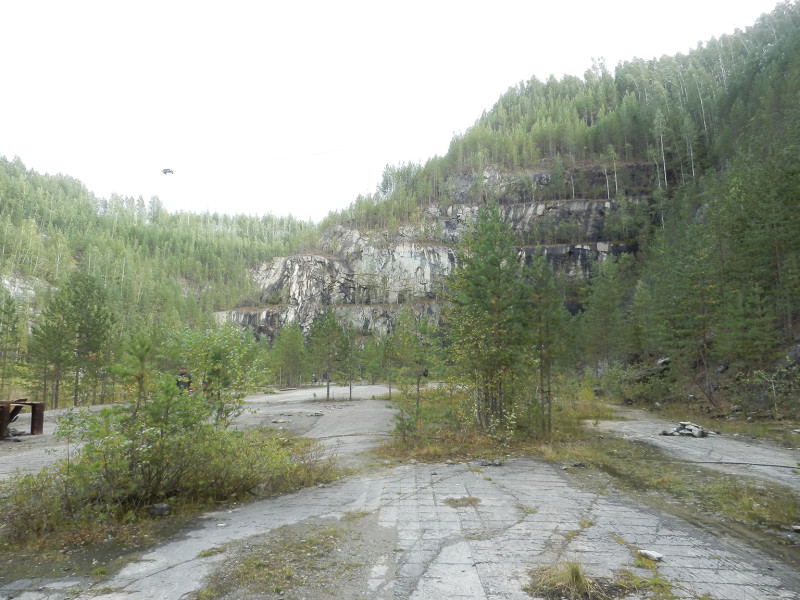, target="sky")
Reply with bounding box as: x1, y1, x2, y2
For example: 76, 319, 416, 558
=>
0, 0, 784, 222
